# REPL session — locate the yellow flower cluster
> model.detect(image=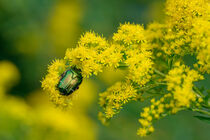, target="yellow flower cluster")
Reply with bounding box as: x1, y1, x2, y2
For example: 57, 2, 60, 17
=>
165, 62, 203, 107
97, 23, 154, 122
146, 22, 193, 56
42, 32, 125, 107
42, 23, 154, 109
137, 61, 205, 137
98, 81, 137, 124
146, 0, 207, 55
113, 23, 154, 86
136, 0, 209, 137
65, 32, 123, 78
113, 23, 146, 45
137, 90, 204, 137
65, 46, 102, 77
0, 61, 20, 97
137, 94, 171, 137
125, 46, 153, 86
165, 0, 208, 30
191, 17, 210, 73
146, 0, 210, 73
79, 32, 108, 51
146, 22, 165, 49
